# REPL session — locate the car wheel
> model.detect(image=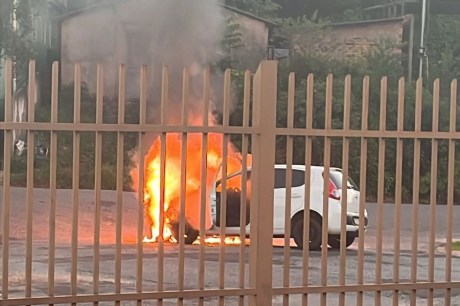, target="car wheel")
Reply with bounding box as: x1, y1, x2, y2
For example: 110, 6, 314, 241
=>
328, 233, 356, 249
170, 221, 199, 244
291, 214, 322, 251
184, 224, 199, 244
